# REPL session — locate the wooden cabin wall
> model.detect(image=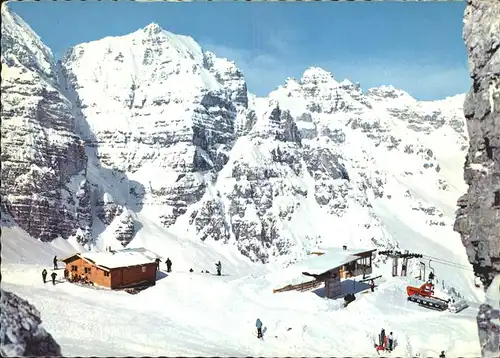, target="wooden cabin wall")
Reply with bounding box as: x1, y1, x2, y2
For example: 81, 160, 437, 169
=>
65, 257, 112, 287
110, 263, 157, 289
